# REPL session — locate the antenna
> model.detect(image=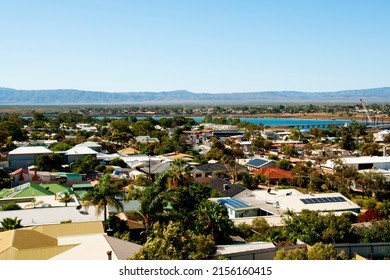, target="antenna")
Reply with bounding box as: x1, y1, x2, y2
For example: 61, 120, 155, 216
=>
360, 99, 372, 125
